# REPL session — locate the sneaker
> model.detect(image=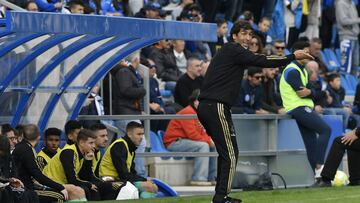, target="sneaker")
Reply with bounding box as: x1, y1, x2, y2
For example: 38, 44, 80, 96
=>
314, 165, 324, 180
312, 179, 331, 188
349, 180, 360, 186
190, 180, 212, 186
